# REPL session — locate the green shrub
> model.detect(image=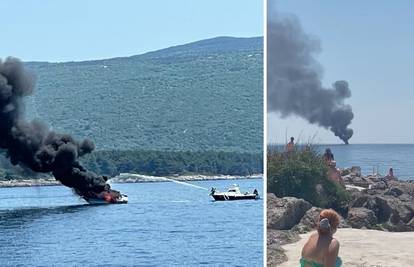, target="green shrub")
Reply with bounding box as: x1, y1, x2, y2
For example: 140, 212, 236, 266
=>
267, 146, 349, 212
